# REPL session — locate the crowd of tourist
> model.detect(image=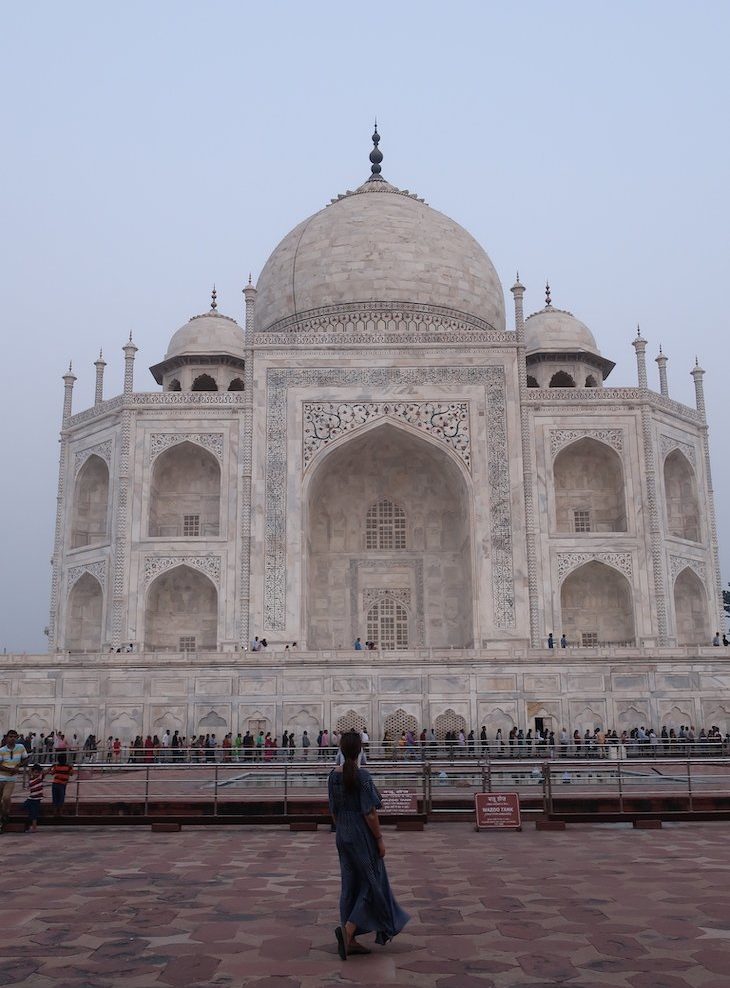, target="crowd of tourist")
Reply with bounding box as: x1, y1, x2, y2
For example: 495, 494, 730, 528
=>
4, 722, 730, 767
